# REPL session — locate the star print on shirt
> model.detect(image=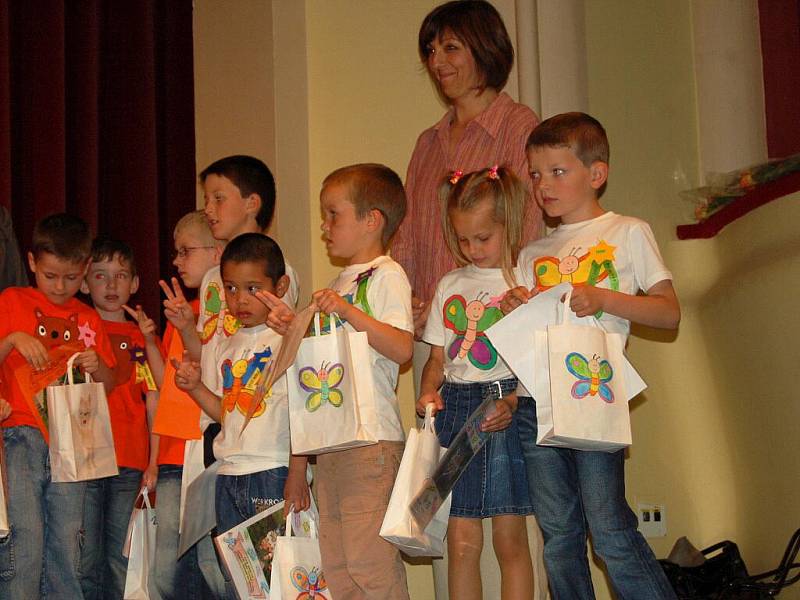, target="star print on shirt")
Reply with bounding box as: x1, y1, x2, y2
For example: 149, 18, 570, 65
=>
78, 322, 97, 347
